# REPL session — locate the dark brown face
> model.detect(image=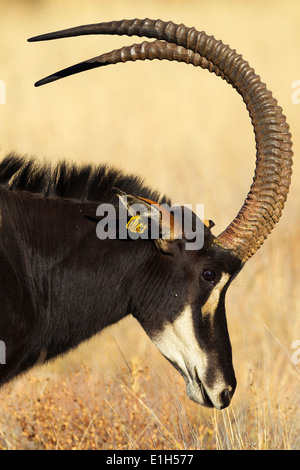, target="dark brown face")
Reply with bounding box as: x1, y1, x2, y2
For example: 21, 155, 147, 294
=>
134, 235, 242, 409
